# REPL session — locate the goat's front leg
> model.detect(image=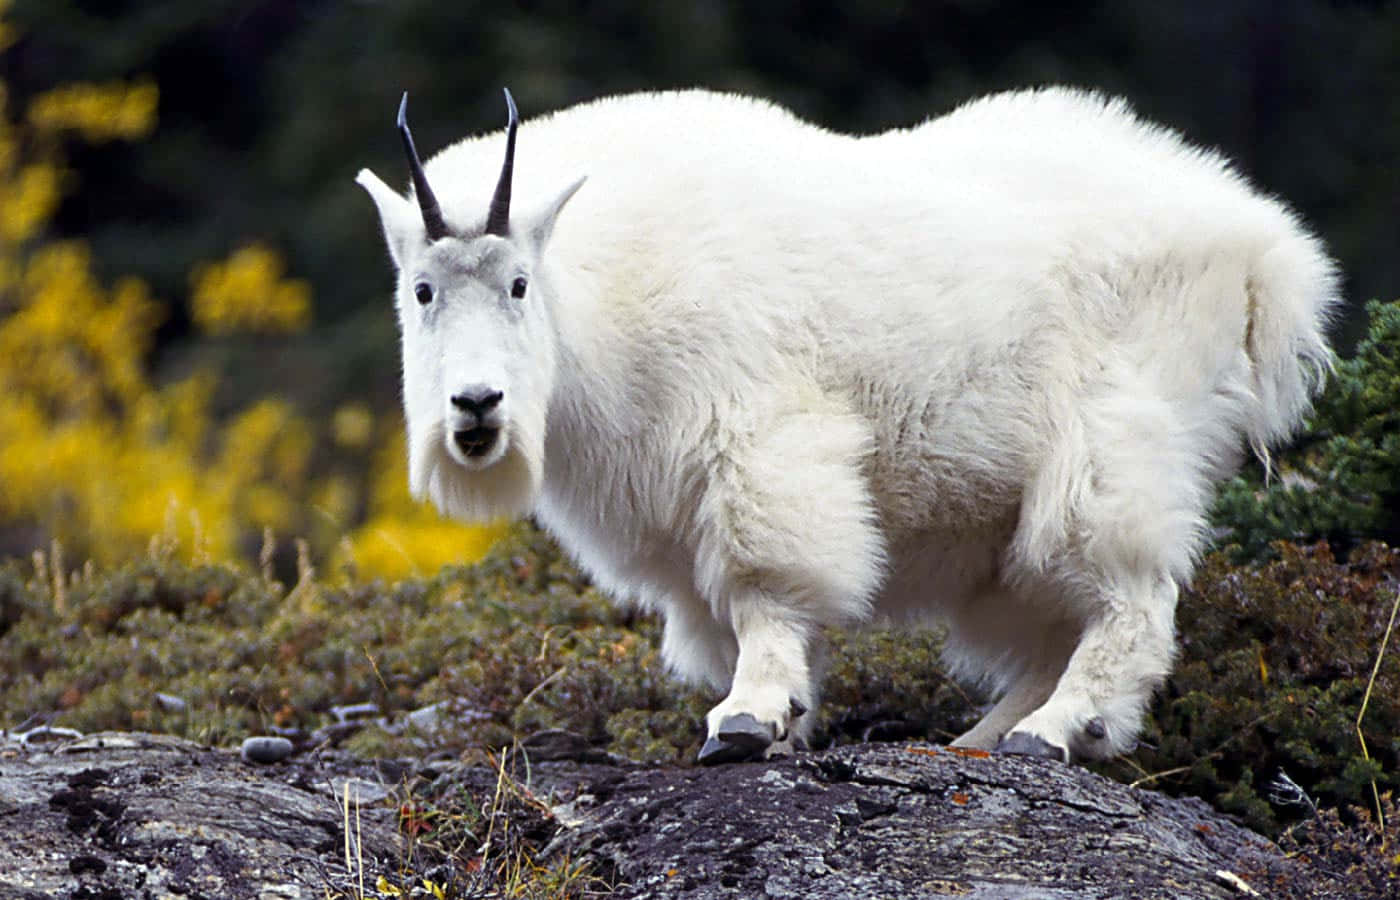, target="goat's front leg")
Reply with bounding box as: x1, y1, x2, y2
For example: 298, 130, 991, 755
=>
691, 402, 881, 764
697, 594, 819, 764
